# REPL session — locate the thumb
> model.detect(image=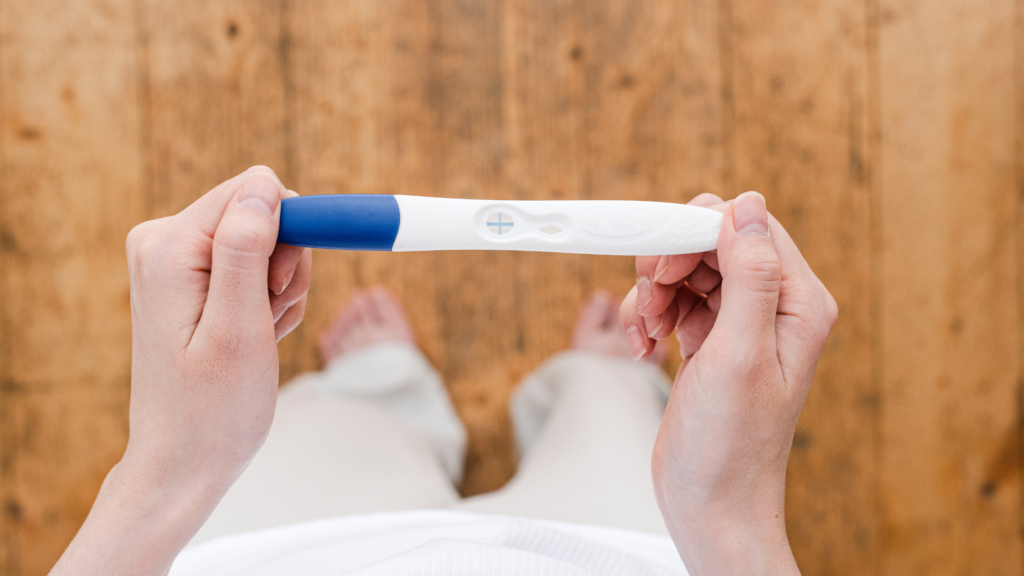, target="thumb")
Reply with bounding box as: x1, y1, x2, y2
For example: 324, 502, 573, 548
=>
199, 173, 284, 349
713, 191, 782, 352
